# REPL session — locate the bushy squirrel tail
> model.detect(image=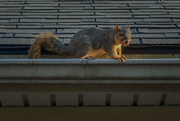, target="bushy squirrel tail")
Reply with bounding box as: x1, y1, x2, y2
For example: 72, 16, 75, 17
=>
28, 33, 68, 59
